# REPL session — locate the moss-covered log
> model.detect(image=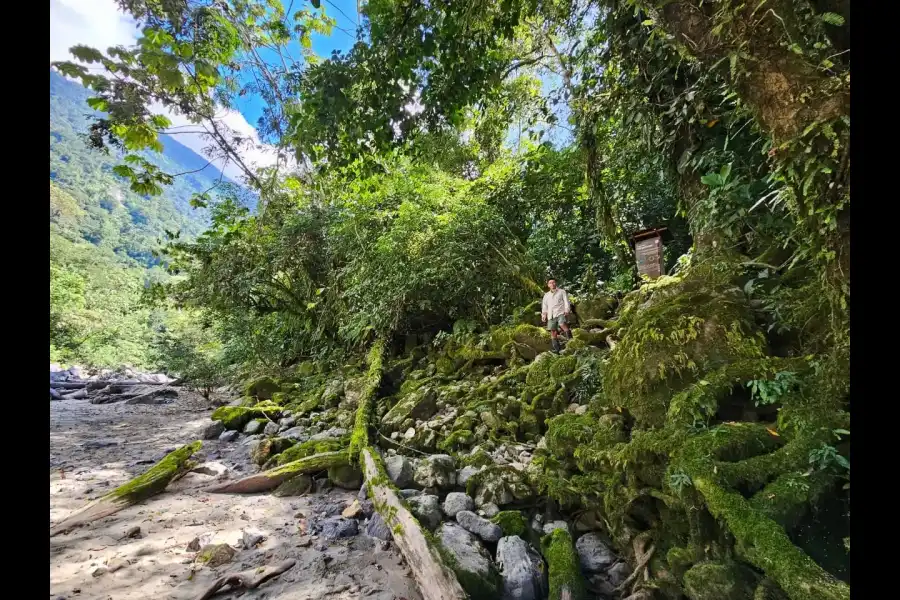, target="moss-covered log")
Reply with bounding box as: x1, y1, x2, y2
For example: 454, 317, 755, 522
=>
541, 529, 586, 600
361, 446, 468, 600
348, 338, 385, 459
50, 441, 202, 537
205, 451, 348, 494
